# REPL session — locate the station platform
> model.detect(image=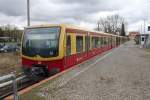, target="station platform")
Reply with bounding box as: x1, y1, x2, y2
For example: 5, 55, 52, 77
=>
20, 41, 150, 100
